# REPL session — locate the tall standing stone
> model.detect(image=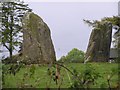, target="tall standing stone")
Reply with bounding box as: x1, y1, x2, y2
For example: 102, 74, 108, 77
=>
85, 22, 112, 62
22, 12, 56, 64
